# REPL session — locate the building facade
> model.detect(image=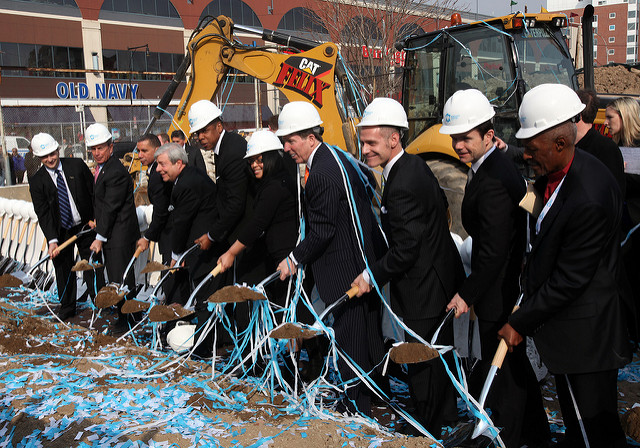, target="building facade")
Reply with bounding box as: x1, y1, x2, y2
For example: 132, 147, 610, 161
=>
548, 0, 637, 65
